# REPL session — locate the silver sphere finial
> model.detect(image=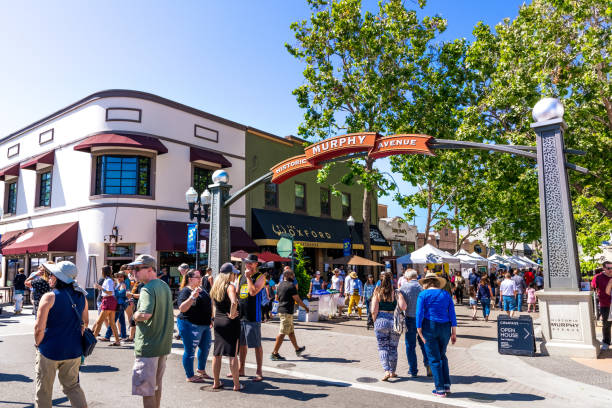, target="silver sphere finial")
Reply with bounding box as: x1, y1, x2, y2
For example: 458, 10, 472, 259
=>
532, 97, 564, 122
212, 169, 229, 184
